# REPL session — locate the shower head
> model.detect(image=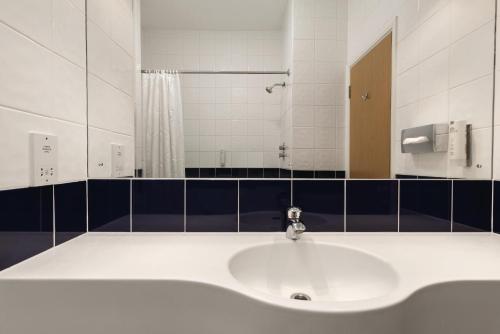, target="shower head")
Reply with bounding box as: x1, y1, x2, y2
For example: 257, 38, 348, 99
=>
265, 82, 286, 94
